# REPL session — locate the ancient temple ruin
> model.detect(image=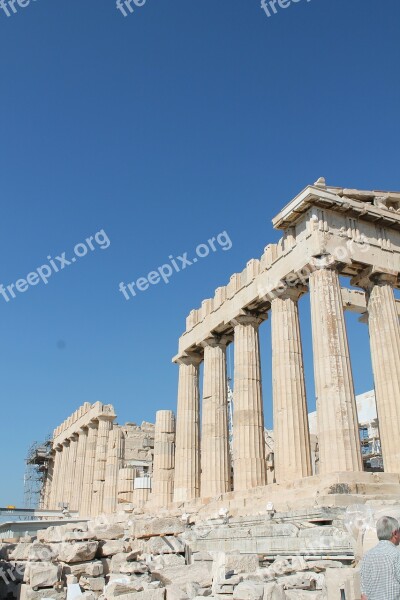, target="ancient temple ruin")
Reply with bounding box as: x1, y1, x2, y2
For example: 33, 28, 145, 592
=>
42, 402, 158, 516
172, 178, 400, 503
40, 179, 400, 518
